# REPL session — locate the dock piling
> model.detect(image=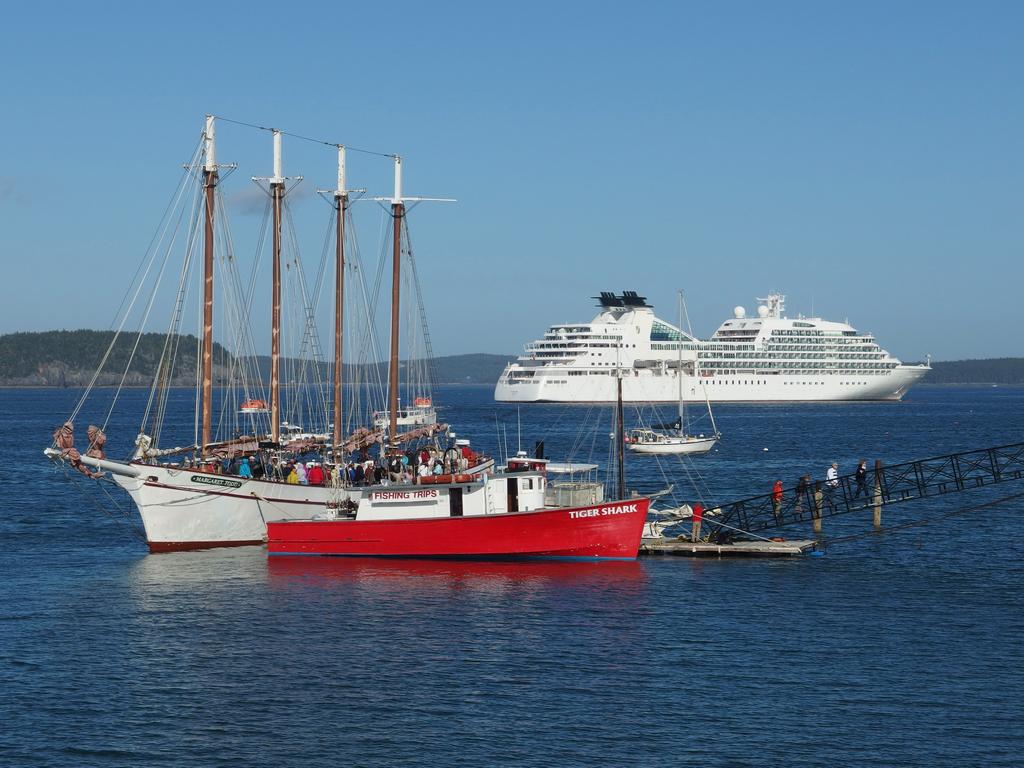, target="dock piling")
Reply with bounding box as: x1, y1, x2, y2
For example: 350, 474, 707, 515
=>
873, 459, 884, 528
813, 482, 823, 535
